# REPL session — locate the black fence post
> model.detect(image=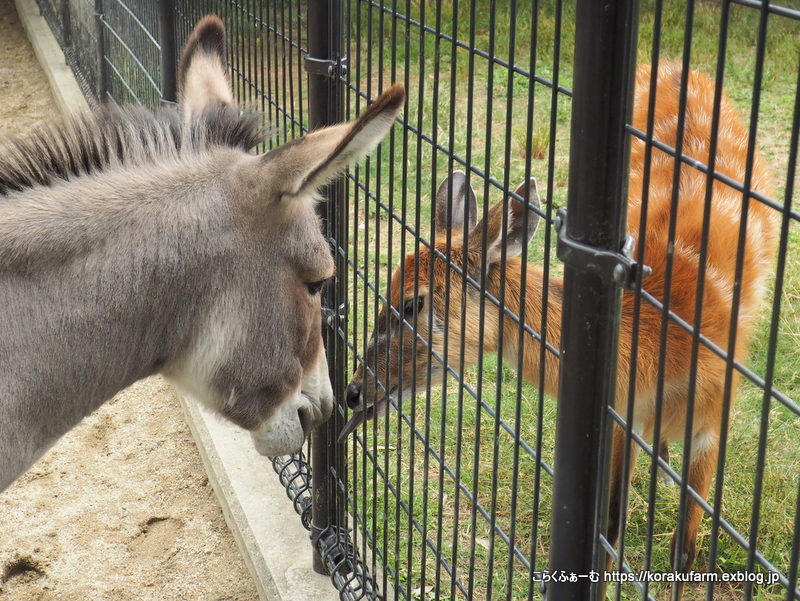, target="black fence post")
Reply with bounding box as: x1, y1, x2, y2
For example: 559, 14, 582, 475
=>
158, 0, 177, 105
306, 0, 345, 577
60, 0, 71, 48
93, 0, 109, 101
547, 0, 639, 599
